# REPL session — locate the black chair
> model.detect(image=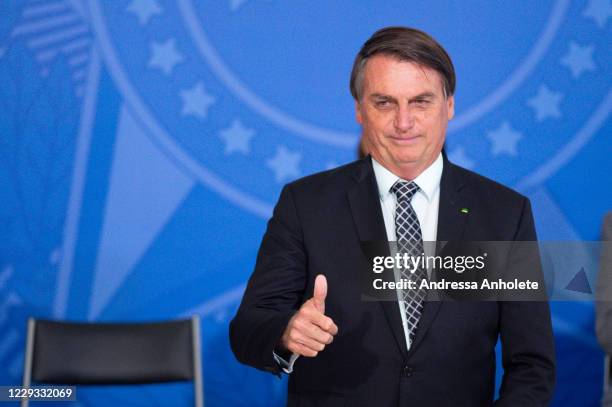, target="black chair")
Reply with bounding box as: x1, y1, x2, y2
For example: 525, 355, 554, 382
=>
21, 316, 204, 407
605, 355, 611, 395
